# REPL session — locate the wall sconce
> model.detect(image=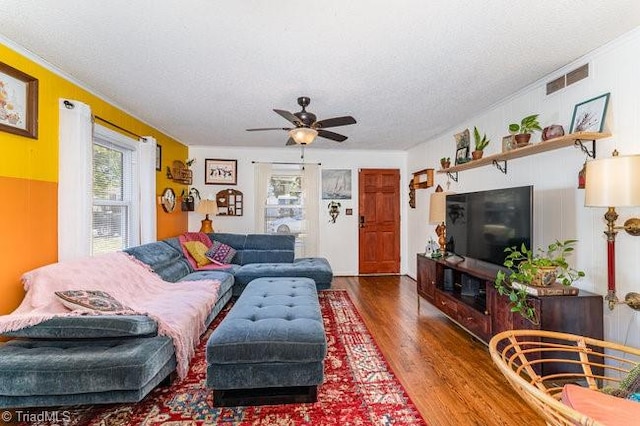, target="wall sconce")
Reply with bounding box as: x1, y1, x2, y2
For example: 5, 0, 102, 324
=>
585, 151, 640, 310
429, 185, 449, 256
195, 199, 217, 233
